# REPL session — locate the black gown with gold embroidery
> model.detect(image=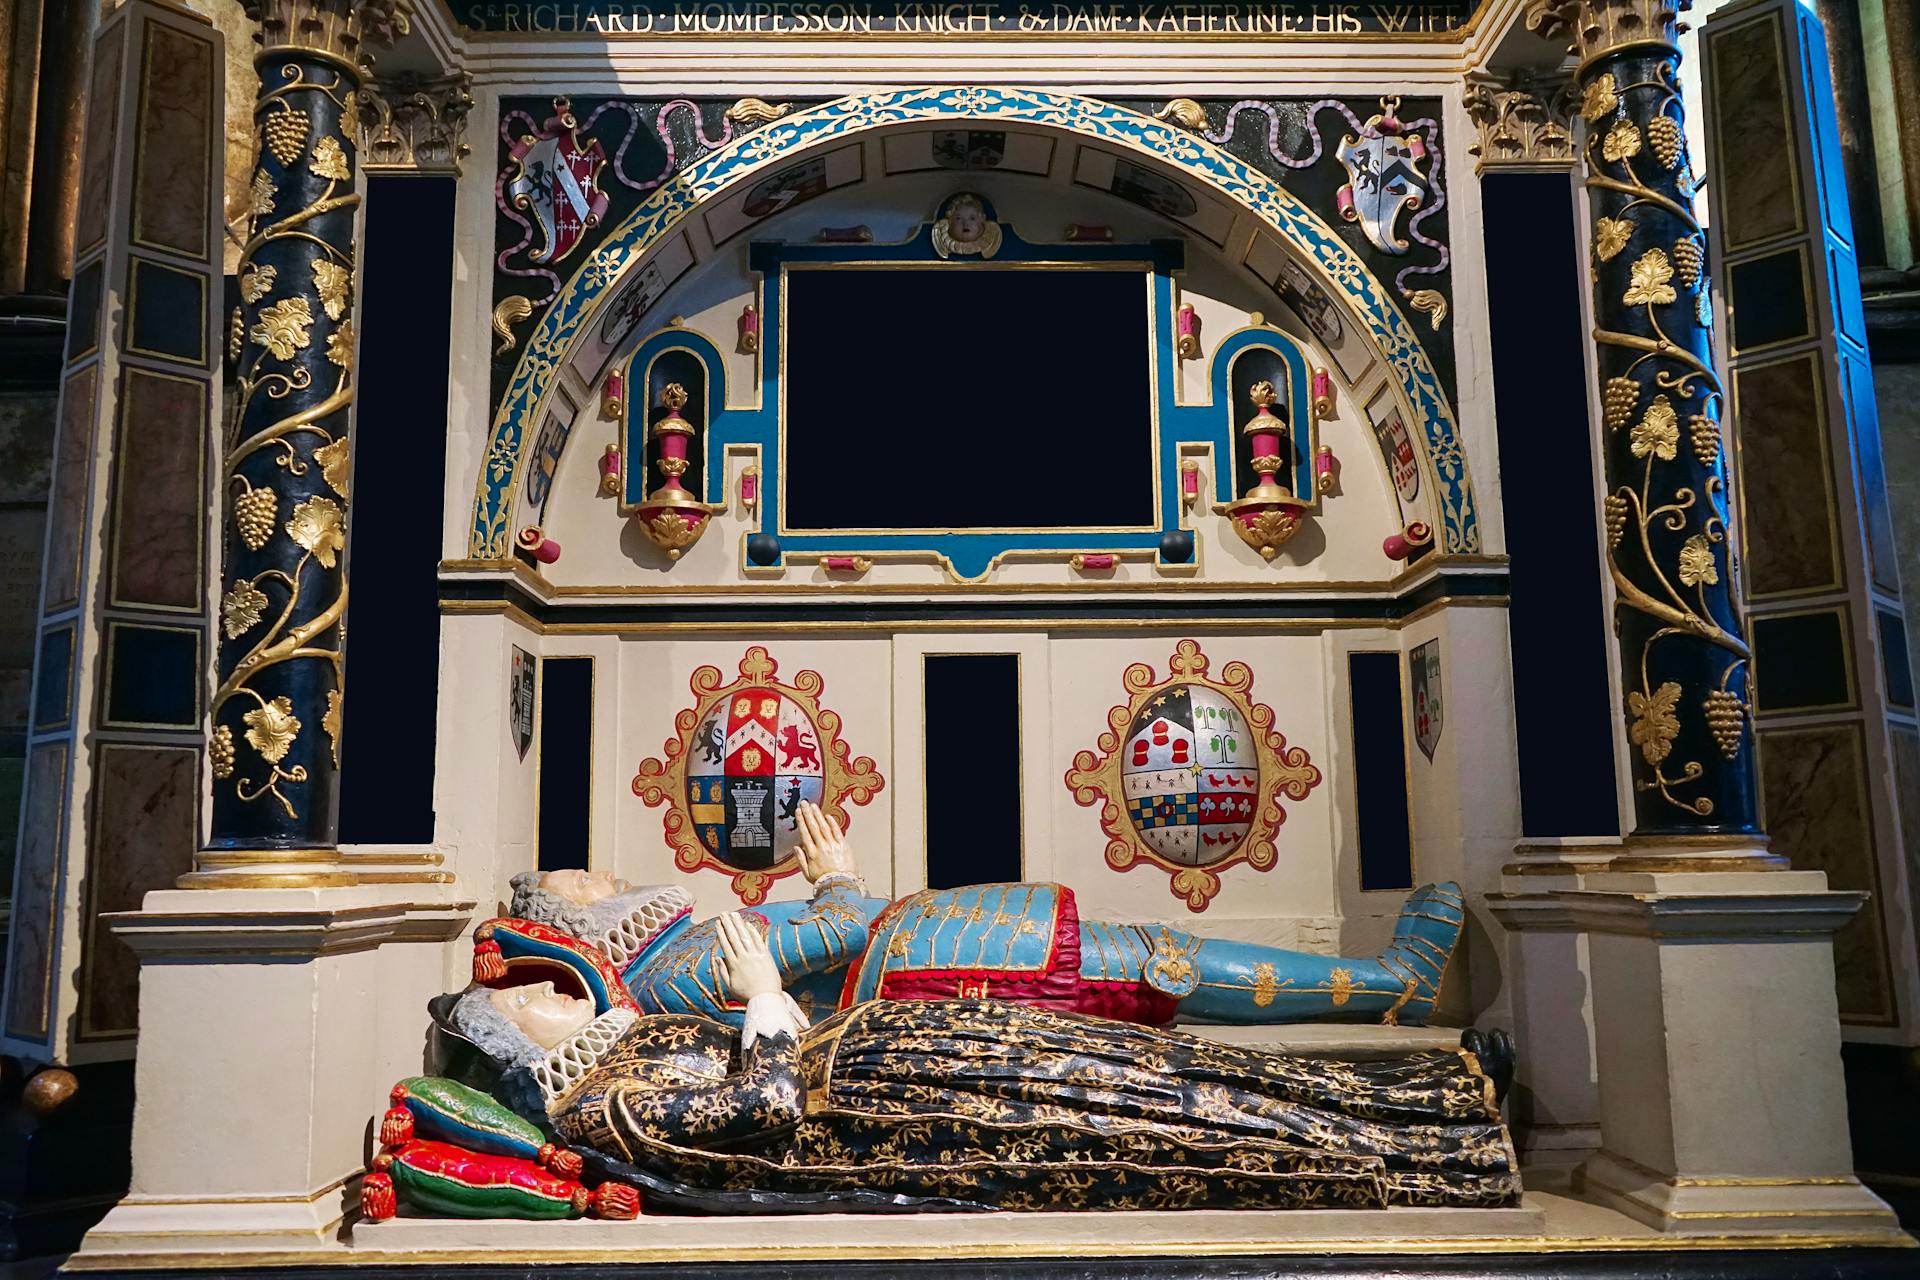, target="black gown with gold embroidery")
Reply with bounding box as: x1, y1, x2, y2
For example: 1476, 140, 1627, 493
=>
551, 998, 1518, 1213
